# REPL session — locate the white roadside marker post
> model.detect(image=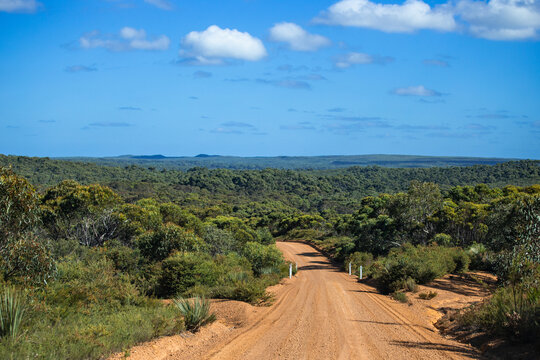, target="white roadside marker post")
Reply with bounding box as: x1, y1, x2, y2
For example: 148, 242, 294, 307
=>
295, 262, 298, 272
360, 266, 363, 280
289, 263, 292, 279
349, 262, 352, 276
